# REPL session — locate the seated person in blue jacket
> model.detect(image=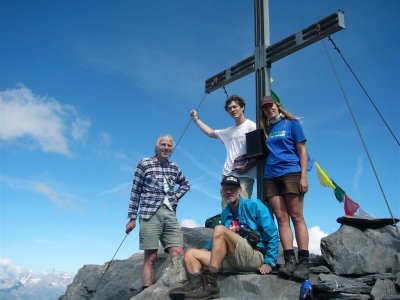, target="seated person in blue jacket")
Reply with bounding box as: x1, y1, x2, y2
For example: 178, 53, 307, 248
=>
169, 175, 278, 300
